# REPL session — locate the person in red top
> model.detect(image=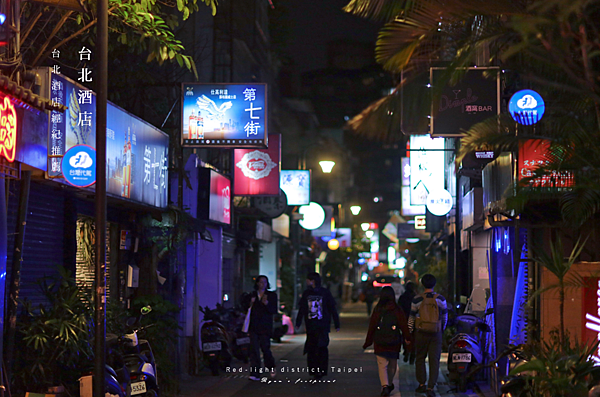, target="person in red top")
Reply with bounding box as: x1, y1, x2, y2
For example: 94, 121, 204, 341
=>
363, 286, 413, 396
